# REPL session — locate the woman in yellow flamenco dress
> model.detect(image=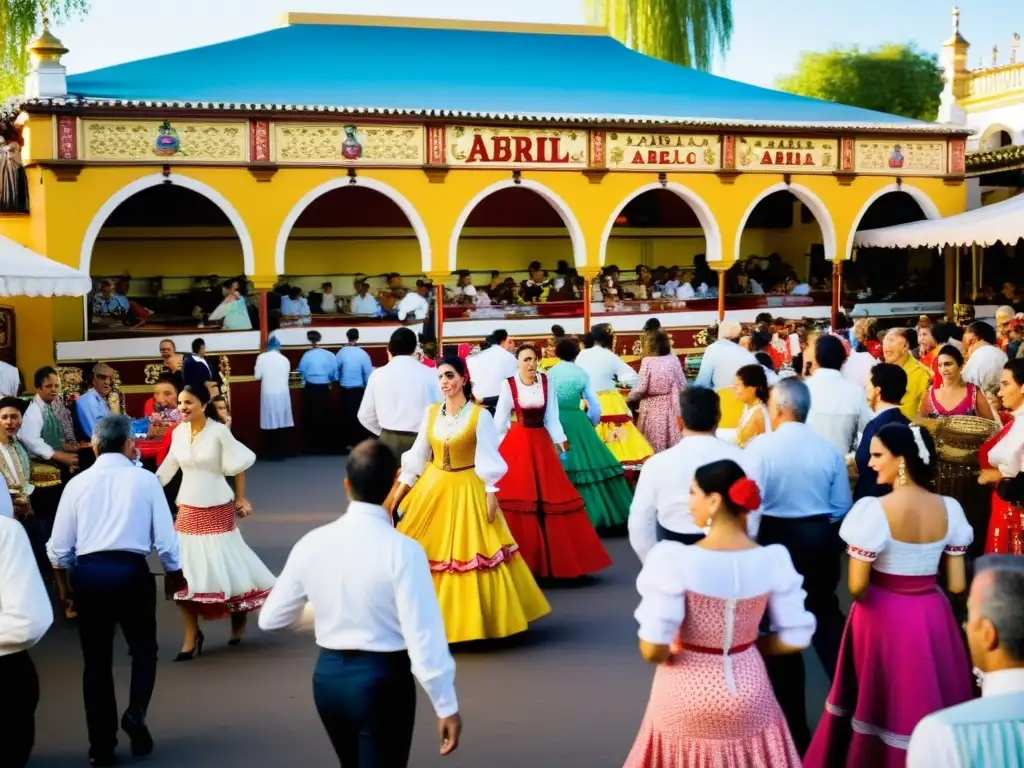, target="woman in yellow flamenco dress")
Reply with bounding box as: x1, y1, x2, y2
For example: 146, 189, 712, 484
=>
391, 355, 551, 644
576, 325, 654, 467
